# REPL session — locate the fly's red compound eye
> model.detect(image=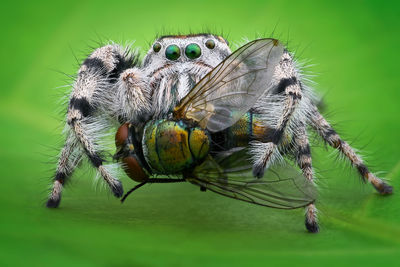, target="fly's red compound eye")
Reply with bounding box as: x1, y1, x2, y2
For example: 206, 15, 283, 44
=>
115, 123, 130, 147
122, 156, 149, 182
